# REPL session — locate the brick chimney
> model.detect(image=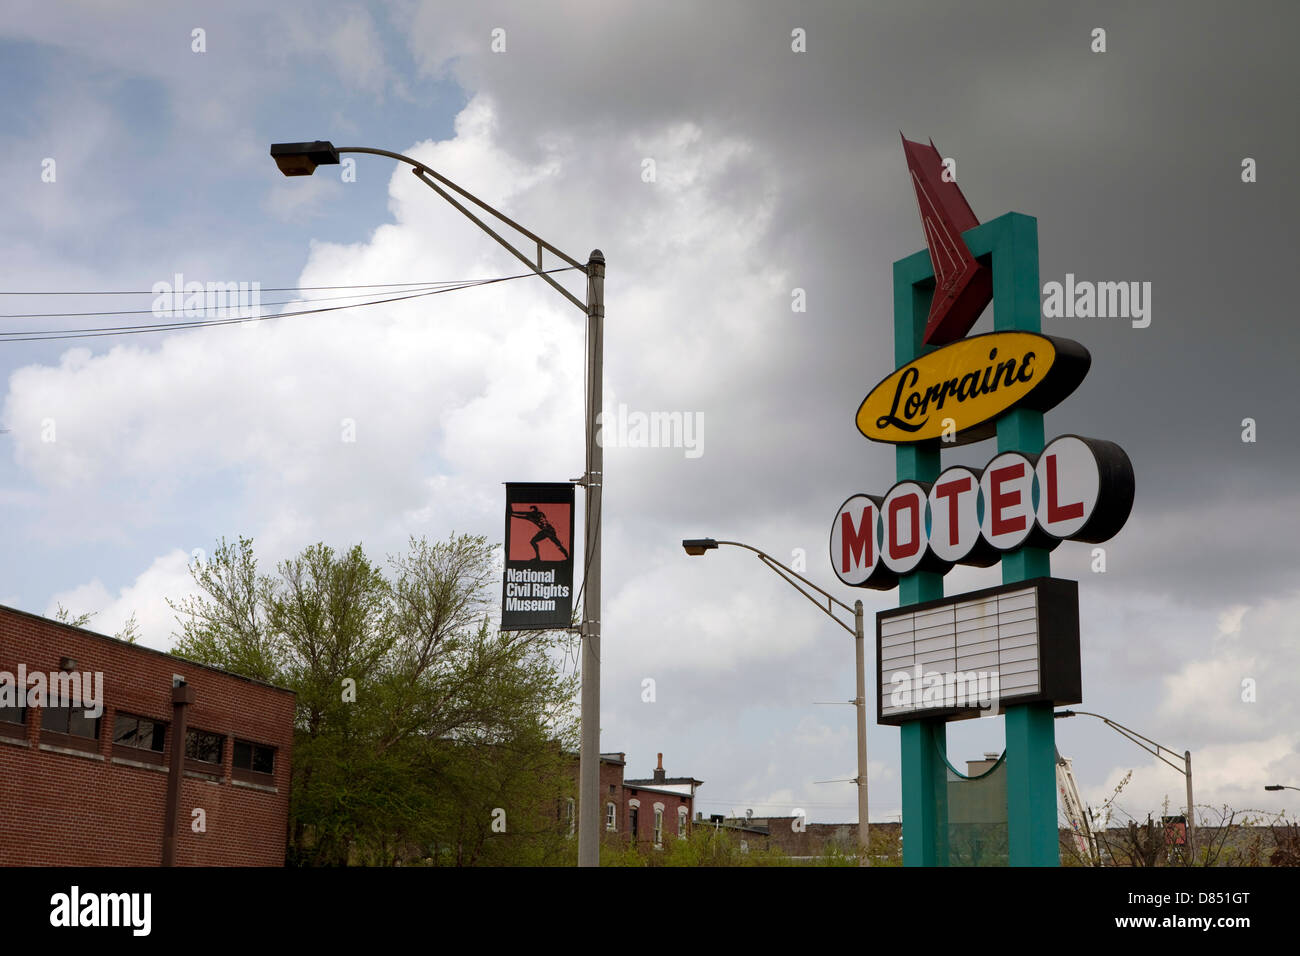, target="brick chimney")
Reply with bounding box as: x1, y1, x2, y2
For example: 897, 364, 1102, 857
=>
654, 752, 665, 783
